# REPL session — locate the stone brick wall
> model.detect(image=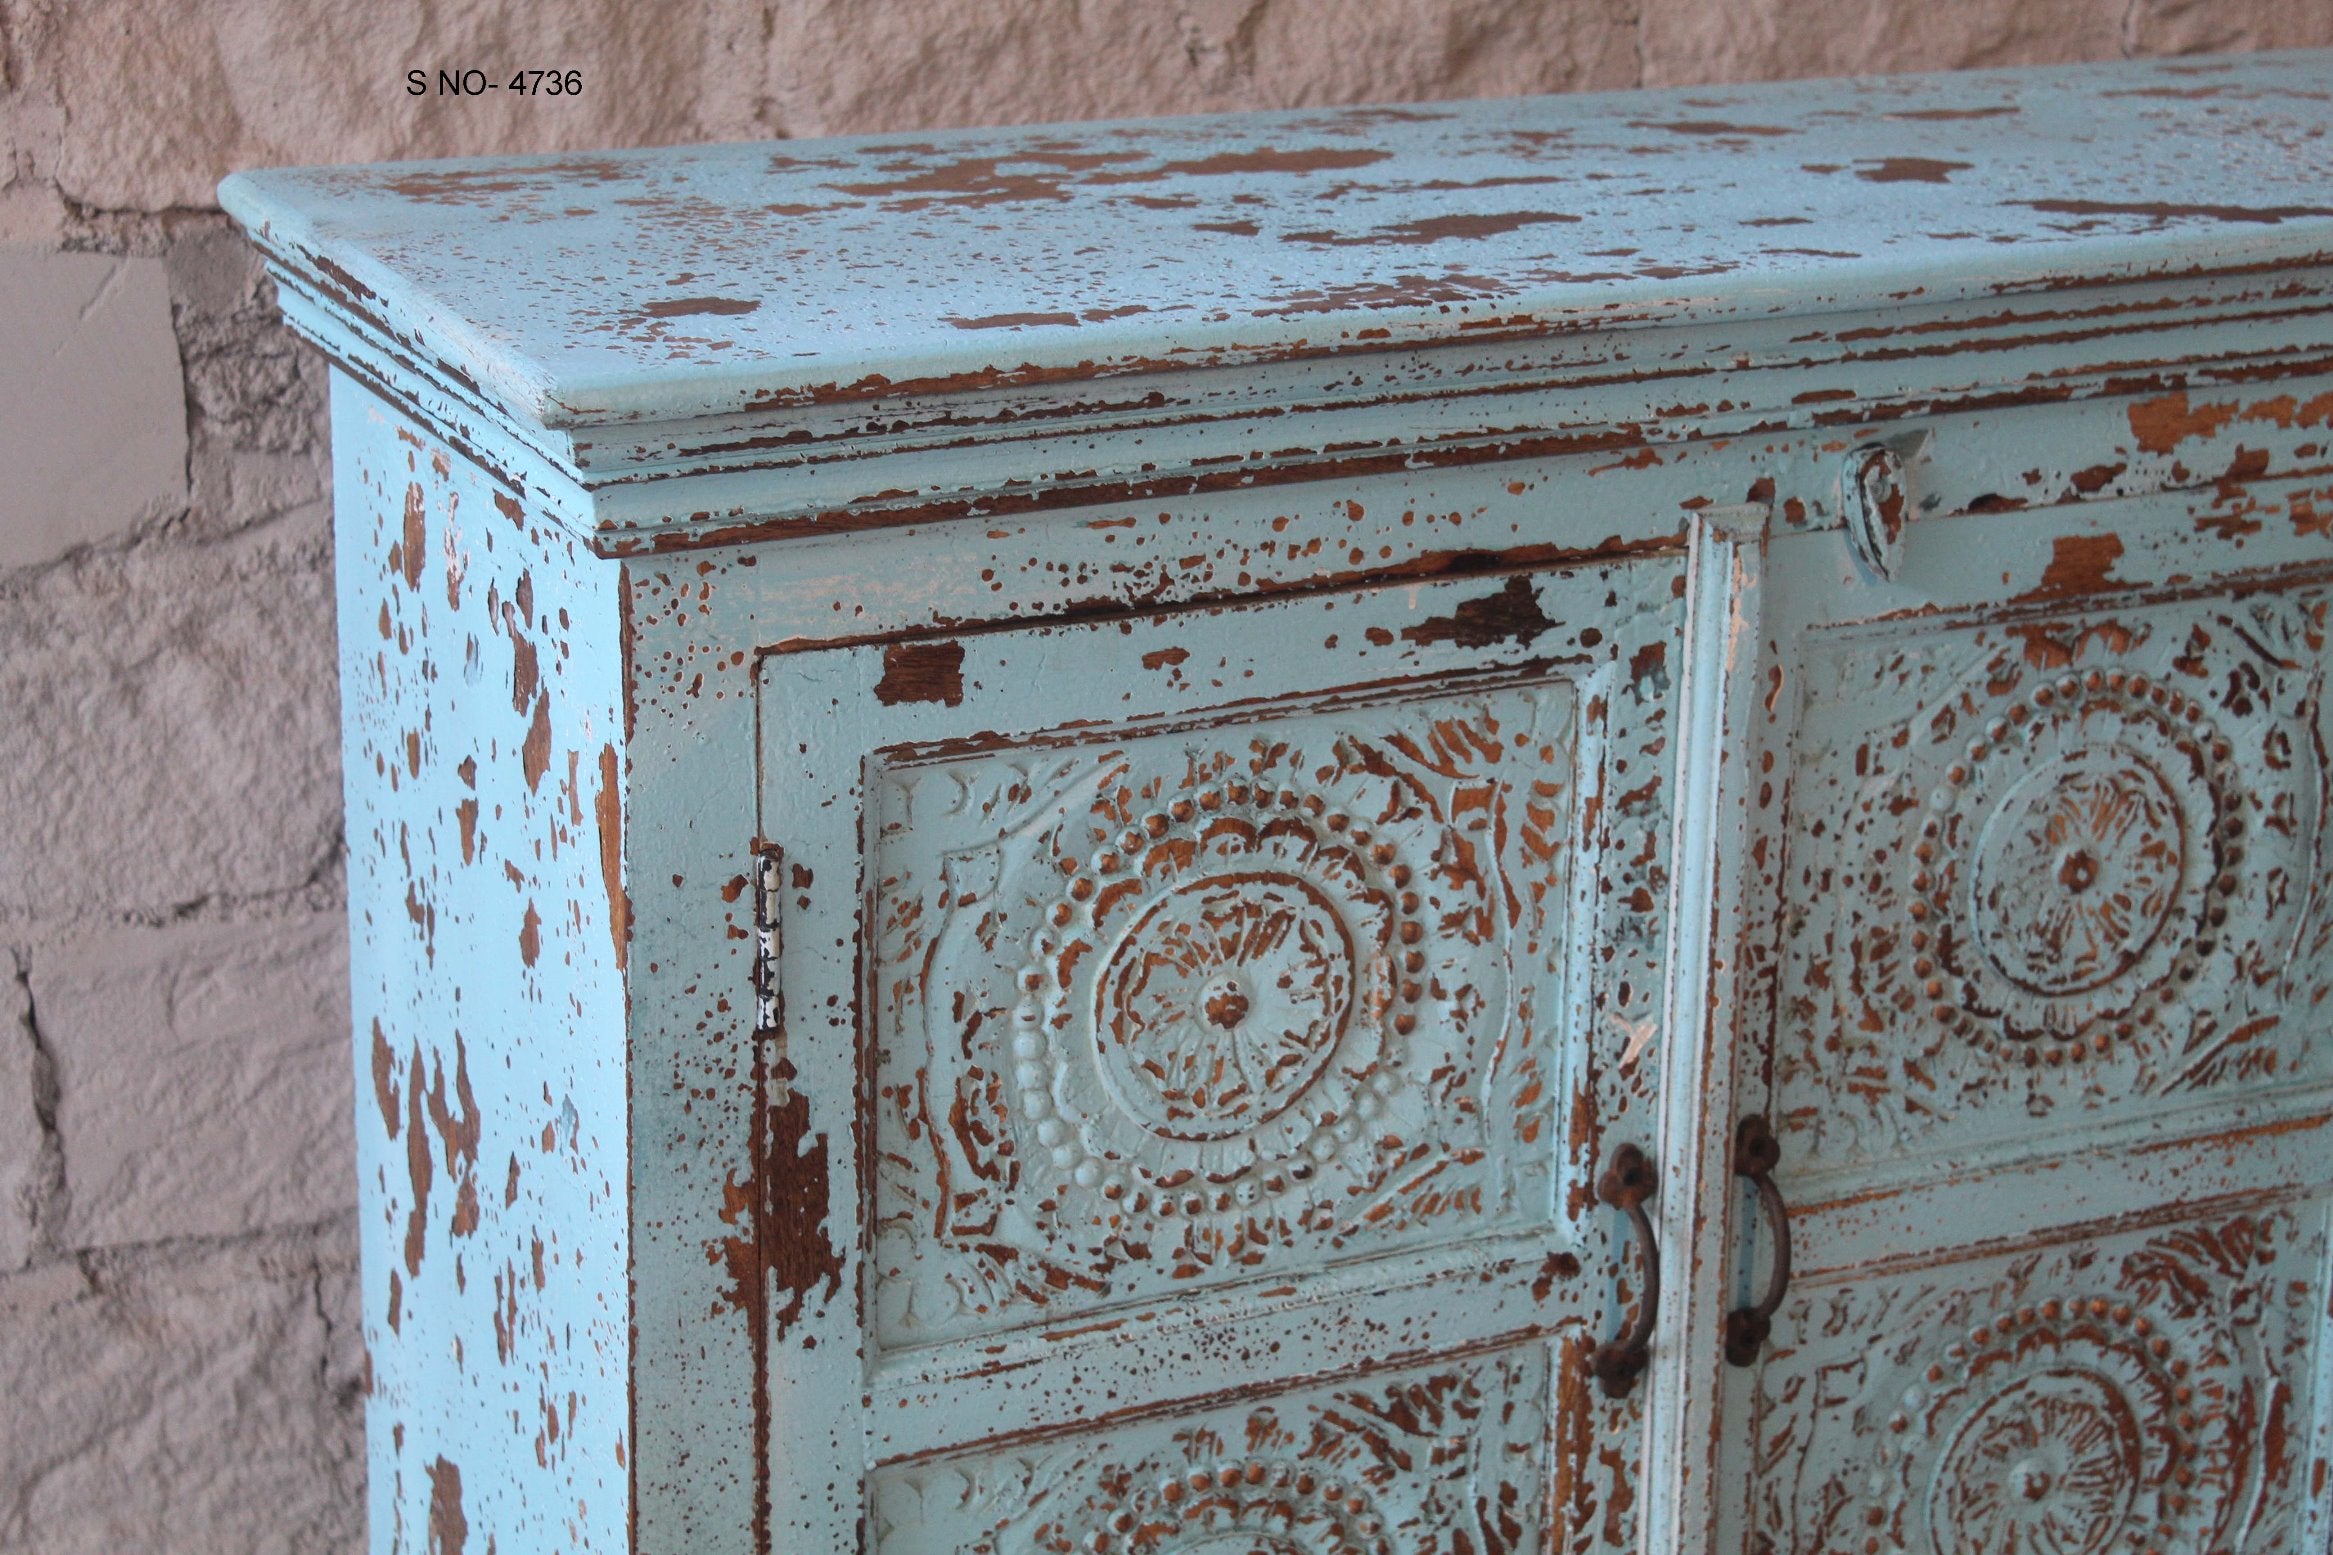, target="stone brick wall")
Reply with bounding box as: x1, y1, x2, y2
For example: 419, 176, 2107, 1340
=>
1, 3, 2323, 1550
